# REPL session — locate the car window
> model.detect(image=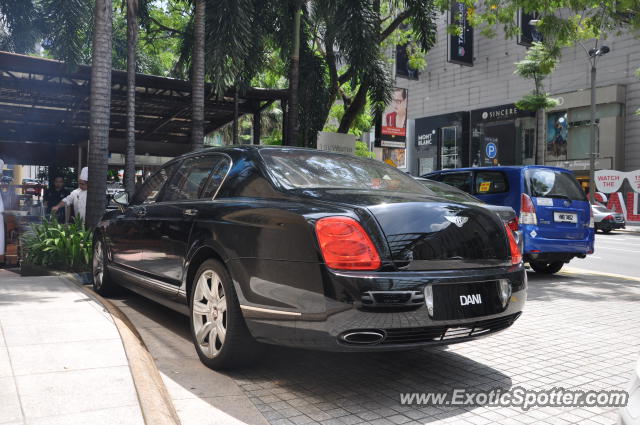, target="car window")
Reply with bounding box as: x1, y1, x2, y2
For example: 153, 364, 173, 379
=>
416, 179, 480, 203
200, 157, 231, 198
526, 169, 587, 201
440, 172, 472, 193
162, 156, 229, 202
260, 149, 431, 195
130, 163, 178, 205
475, 171, 508, 194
